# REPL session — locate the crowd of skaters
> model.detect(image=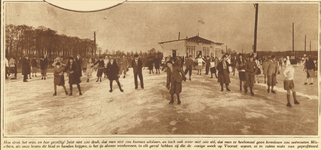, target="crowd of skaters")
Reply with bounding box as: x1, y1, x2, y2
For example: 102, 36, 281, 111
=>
4, 52, 317, 107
